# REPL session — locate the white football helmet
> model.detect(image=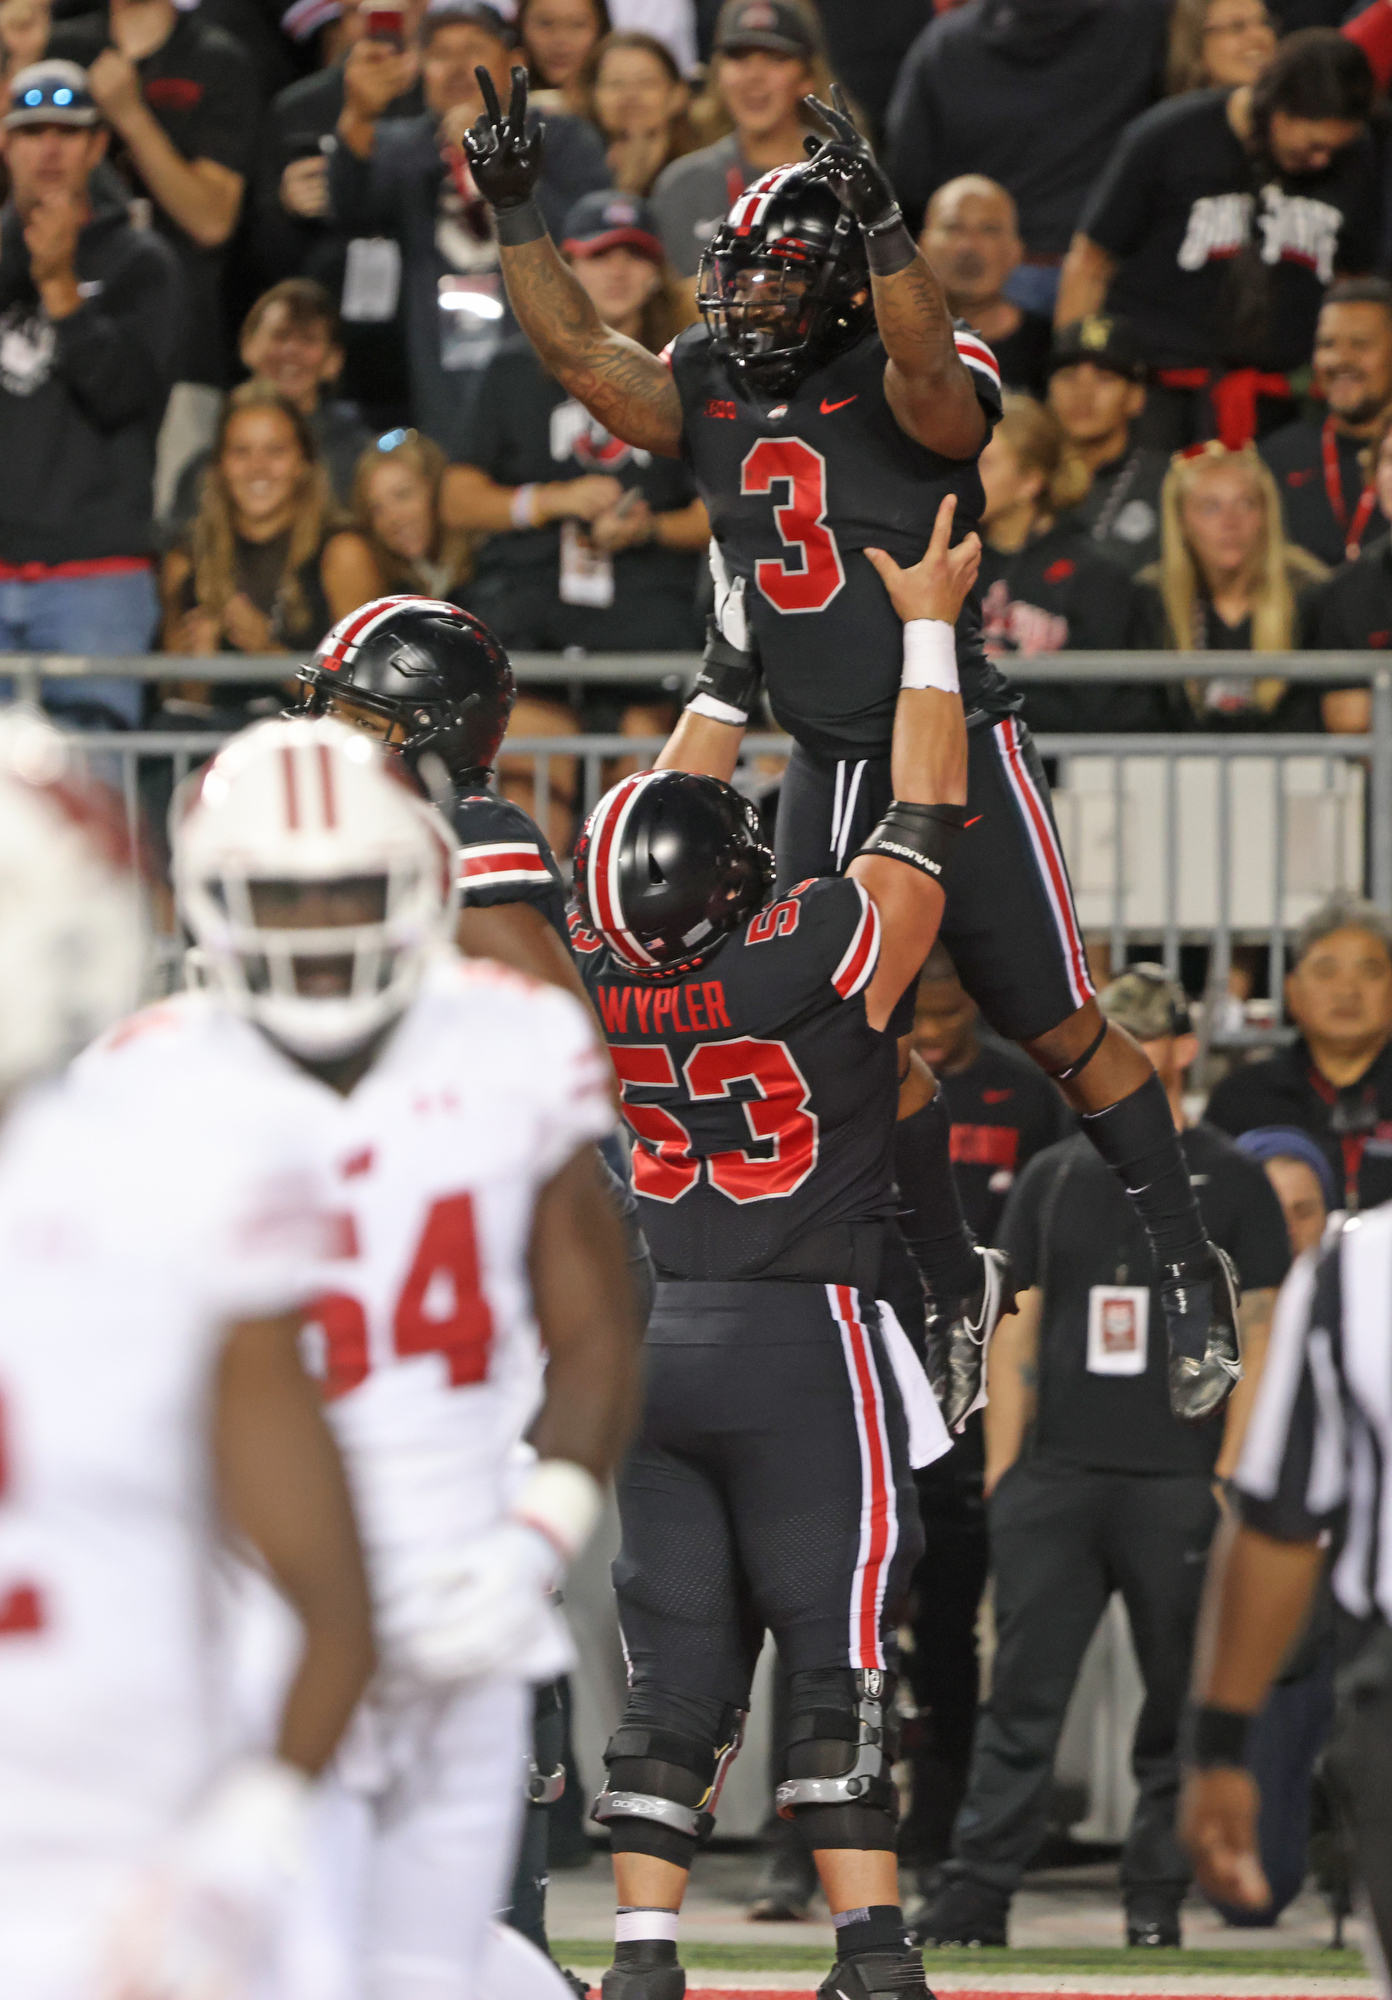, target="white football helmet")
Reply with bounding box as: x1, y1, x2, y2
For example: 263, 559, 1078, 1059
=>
173, 716, 459, 1061
0, 707, 146, 1096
